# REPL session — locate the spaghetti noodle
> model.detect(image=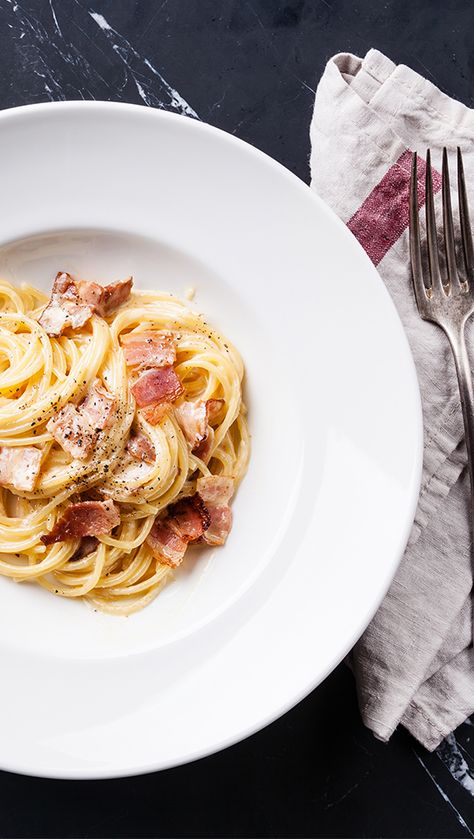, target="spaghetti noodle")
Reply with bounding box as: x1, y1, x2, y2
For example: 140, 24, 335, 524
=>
0, 275, 249, 615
